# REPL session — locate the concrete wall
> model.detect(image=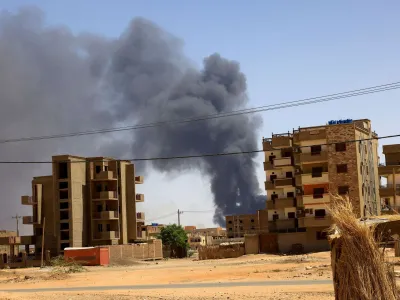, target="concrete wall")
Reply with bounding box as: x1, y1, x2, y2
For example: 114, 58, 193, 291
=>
277, 229, 329, 253
106, 240, 163, 264
244, 234, 259, 254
